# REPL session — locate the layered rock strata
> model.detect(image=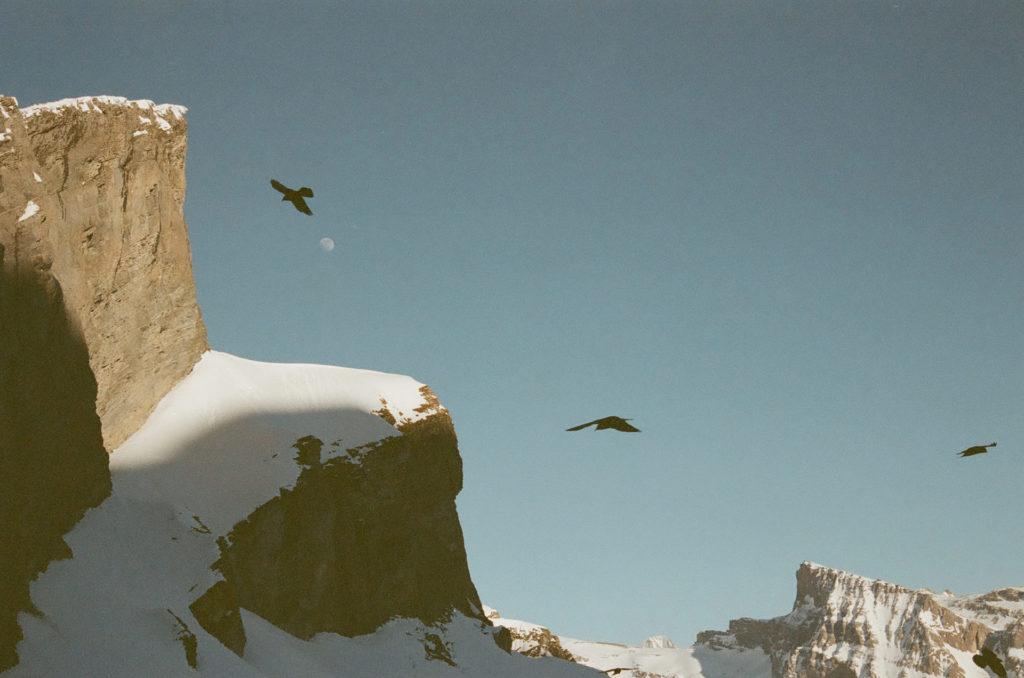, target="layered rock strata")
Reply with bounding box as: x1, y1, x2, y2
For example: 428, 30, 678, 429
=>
0, 94, 208, 452
696, 561, 1024, 678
